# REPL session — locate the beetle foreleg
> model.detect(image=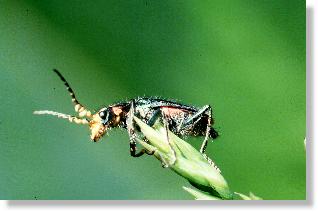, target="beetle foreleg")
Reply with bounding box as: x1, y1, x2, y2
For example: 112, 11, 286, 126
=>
127, 100, 155, 157
130, 138, 155, 157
